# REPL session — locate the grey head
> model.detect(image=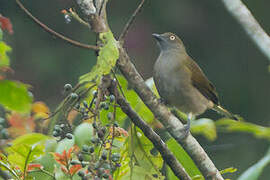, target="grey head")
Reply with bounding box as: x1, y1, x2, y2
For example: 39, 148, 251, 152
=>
152, 32, 186, 52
